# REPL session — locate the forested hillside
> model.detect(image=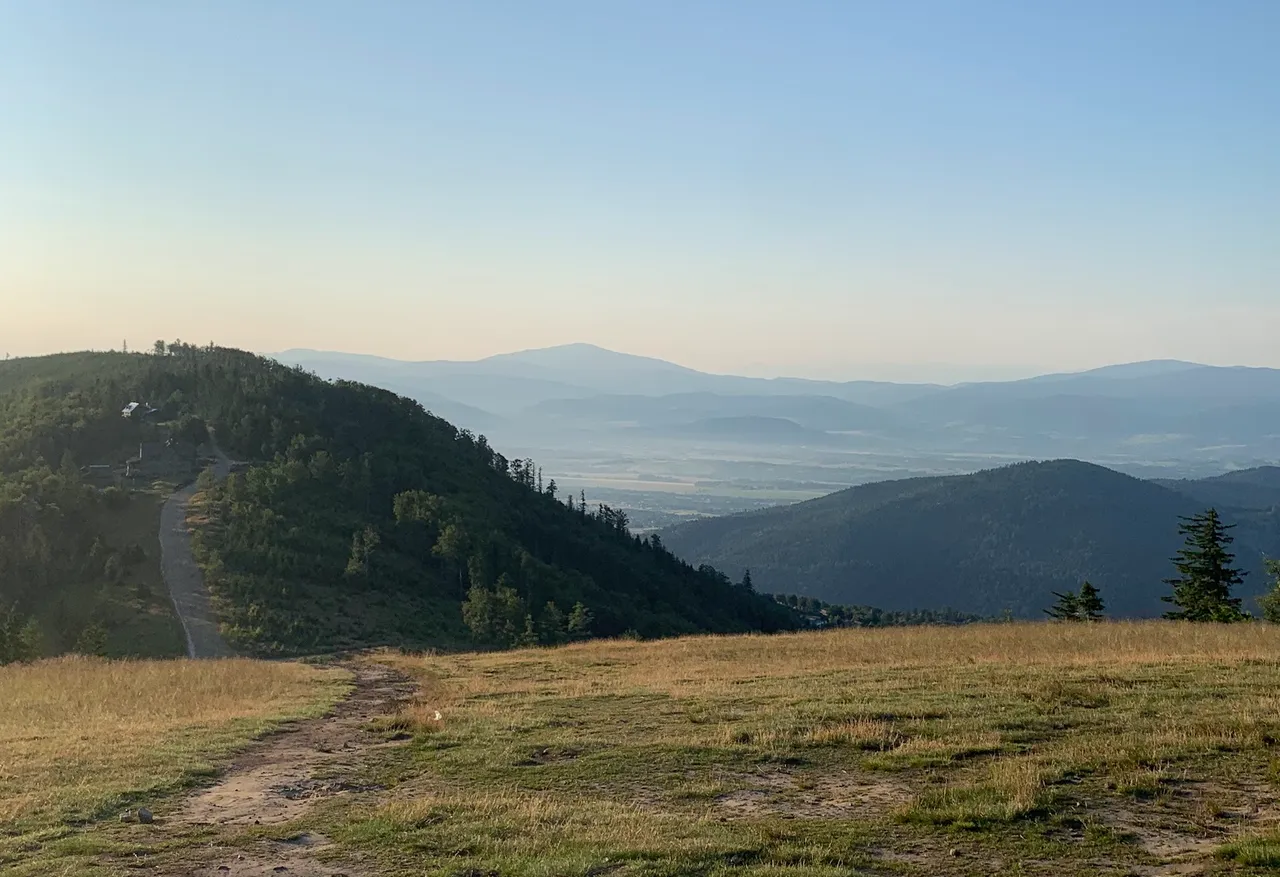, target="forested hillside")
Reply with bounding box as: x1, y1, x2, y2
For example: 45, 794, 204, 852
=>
0, 351, 190, 660
662, 460, 1280, 618
0, 346, 794, 659
1156, 467, 1280, 512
